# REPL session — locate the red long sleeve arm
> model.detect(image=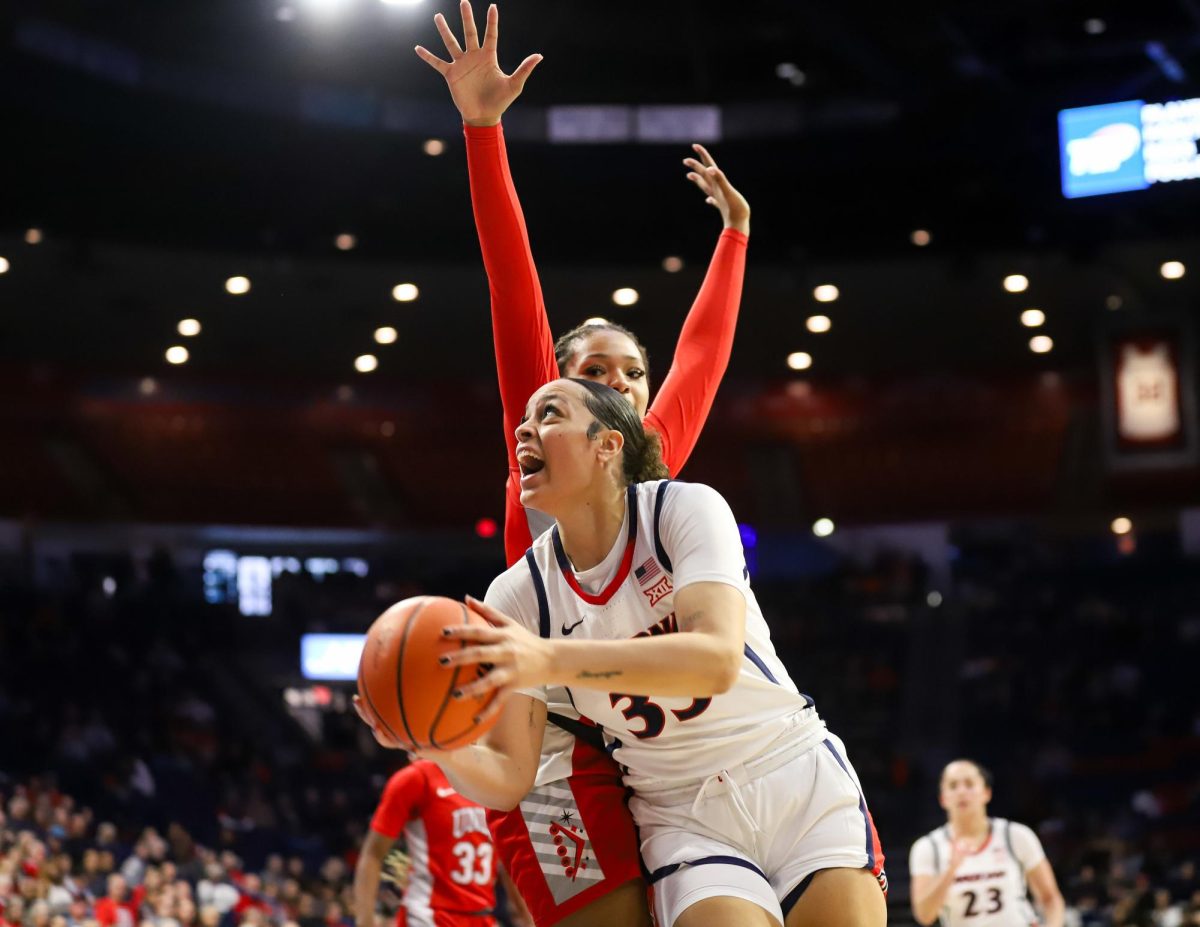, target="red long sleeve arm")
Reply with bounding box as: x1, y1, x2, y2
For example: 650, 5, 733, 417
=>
643, 228, 748, 474
464, 122, 559, 567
